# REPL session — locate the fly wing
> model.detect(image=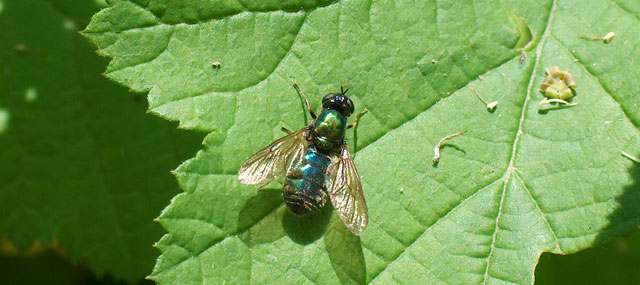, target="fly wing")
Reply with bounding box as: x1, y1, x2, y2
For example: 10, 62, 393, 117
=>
326, 144, 368, 236
238, 127, 307, 187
